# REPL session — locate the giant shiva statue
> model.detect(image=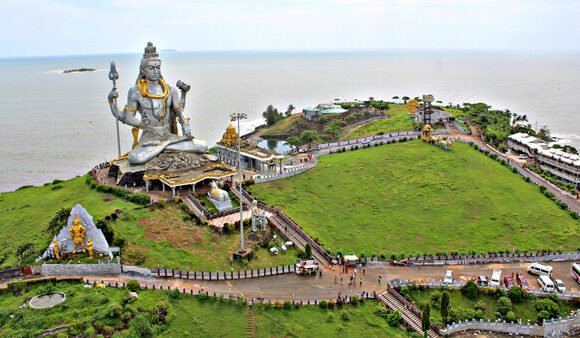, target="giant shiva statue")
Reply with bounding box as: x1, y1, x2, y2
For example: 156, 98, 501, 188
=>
107, 42, 207, 165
